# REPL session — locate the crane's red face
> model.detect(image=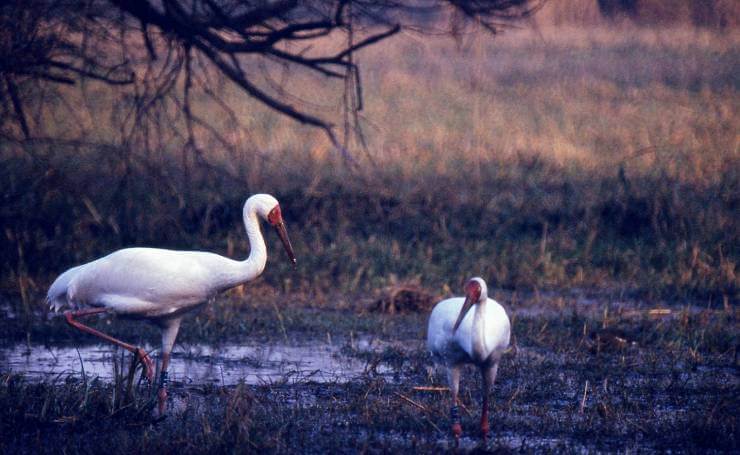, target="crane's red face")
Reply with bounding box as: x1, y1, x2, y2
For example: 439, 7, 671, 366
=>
268, 205, 296, 266
453, 280, 482, 332
267, 205, 282, 226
